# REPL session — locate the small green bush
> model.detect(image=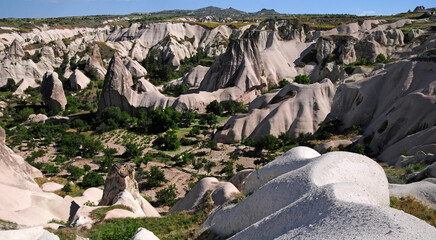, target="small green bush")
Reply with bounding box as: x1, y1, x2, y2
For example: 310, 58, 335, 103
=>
42, 164, 60, 176
294, 75, 310, 85
82, 171, 104, 189
146, 166, 167, 188
162, 130, 180, 151
279, 79, 289, 88
376, 53, 388, 63
67, 166, 85, 181
156, 184, 178, 206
